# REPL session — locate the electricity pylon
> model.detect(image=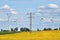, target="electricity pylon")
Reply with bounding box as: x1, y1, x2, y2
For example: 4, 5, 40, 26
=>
27, 12, 35, 33
30, 13, 32, 32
